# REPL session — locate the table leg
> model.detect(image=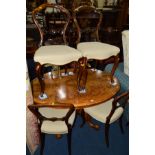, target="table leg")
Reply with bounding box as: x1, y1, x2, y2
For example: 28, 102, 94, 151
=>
77, 57, 88, 93
55, 134, 62, 139
85, 113, 100, 130
79, 109, 100, 130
